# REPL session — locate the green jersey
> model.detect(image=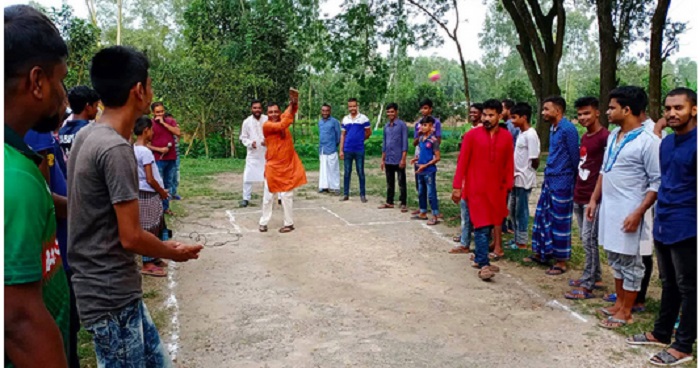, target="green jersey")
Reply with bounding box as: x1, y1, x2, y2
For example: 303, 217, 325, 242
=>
4, 126, 69, 367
